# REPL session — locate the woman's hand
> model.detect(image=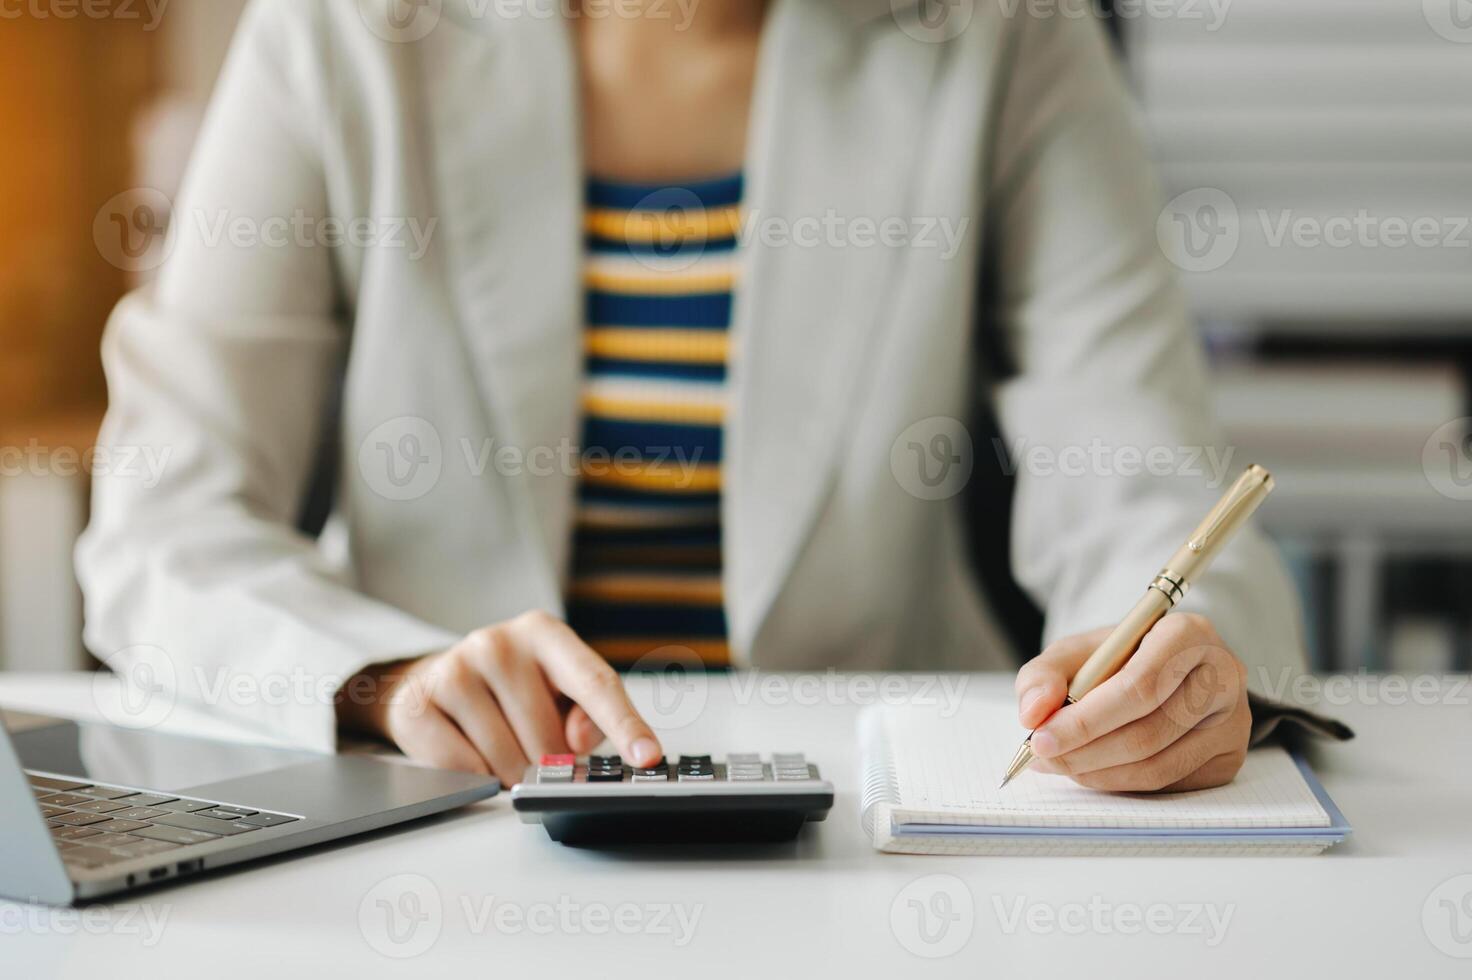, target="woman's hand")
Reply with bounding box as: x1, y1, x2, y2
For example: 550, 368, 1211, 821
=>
337, 610, 662, 785
1015, 613, 1251, 792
